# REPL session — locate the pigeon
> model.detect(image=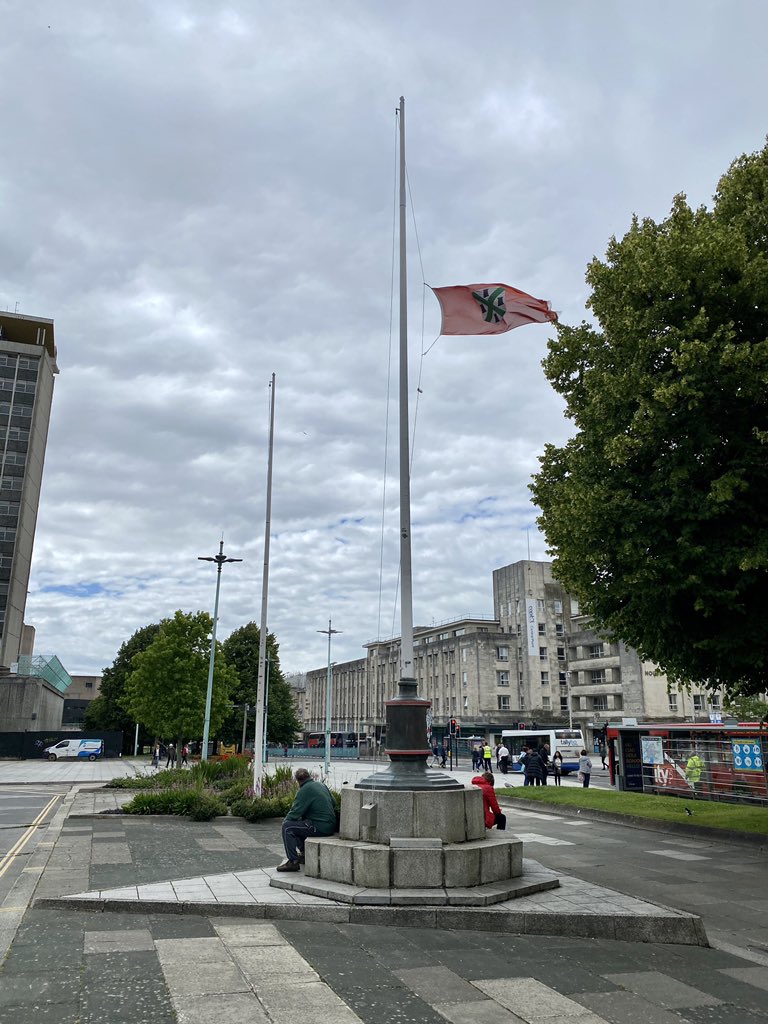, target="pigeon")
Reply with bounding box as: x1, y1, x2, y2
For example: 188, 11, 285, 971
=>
685, 807, 693, 816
